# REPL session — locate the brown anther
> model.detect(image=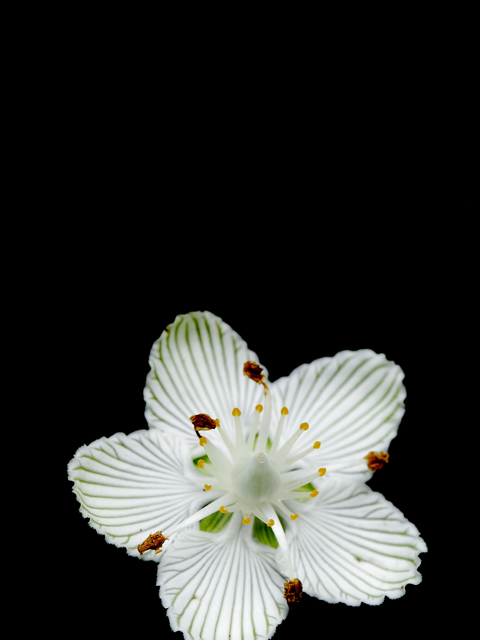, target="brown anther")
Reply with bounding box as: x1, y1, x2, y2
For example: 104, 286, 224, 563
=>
243, 361, 265, 385
190, 413, 218, 438
137, 531, 168, 556
283, 578, 303, 609
364, 451, 390, 471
